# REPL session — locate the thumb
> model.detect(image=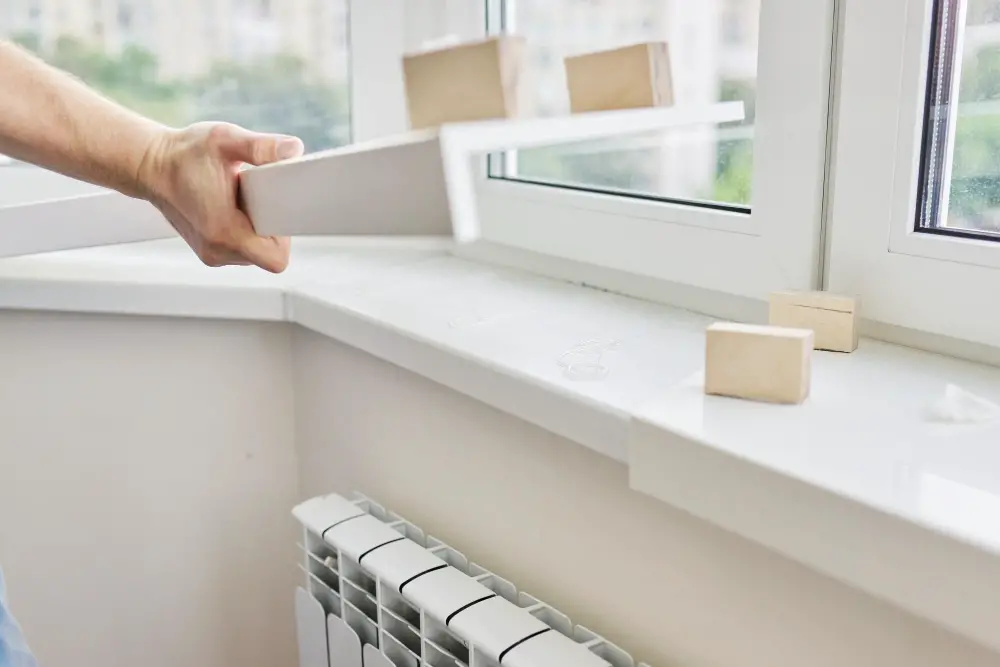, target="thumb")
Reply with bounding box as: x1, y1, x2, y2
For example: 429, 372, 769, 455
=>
214, 125, 304, 166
